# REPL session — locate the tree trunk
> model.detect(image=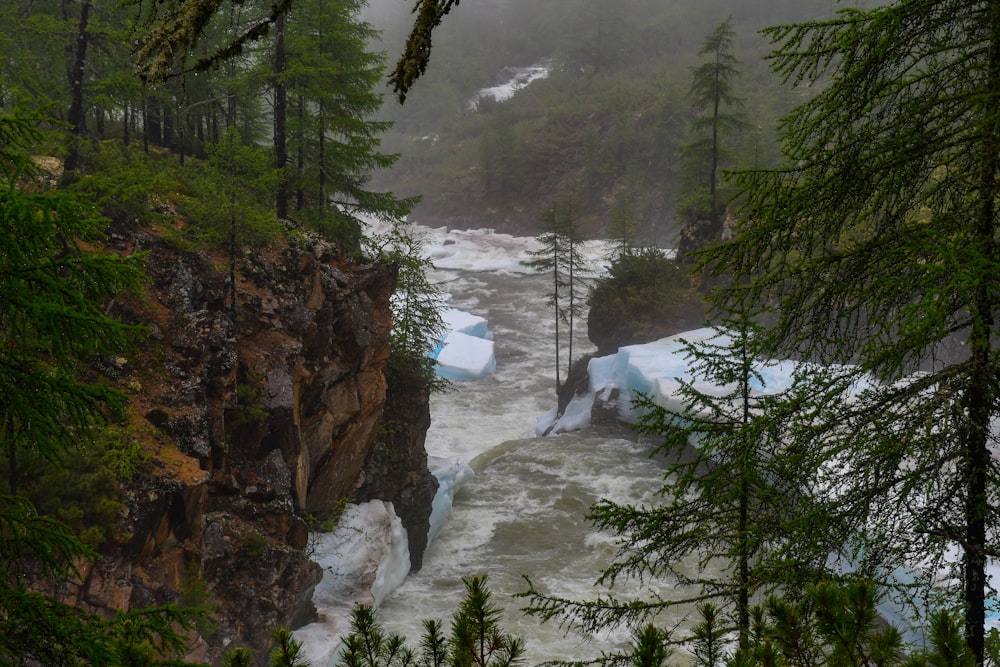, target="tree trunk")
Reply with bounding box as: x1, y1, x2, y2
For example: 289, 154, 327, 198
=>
318, 105, 327, 209
737, 328, 751, 652
63, 0, 92, 173
274, 11, 289, 219
295, 95, 305, 211
123, 102, 130, 146
964, 9, 1000, 664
